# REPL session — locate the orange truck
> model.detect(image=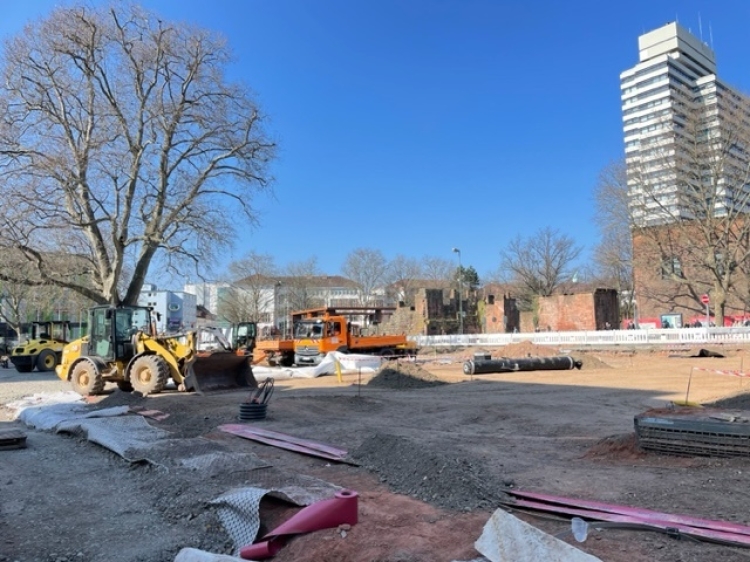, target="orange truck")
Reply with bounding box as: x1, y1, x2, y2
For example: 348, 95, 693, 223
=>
253, 336, 295, 367
253, 306, 418, 367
